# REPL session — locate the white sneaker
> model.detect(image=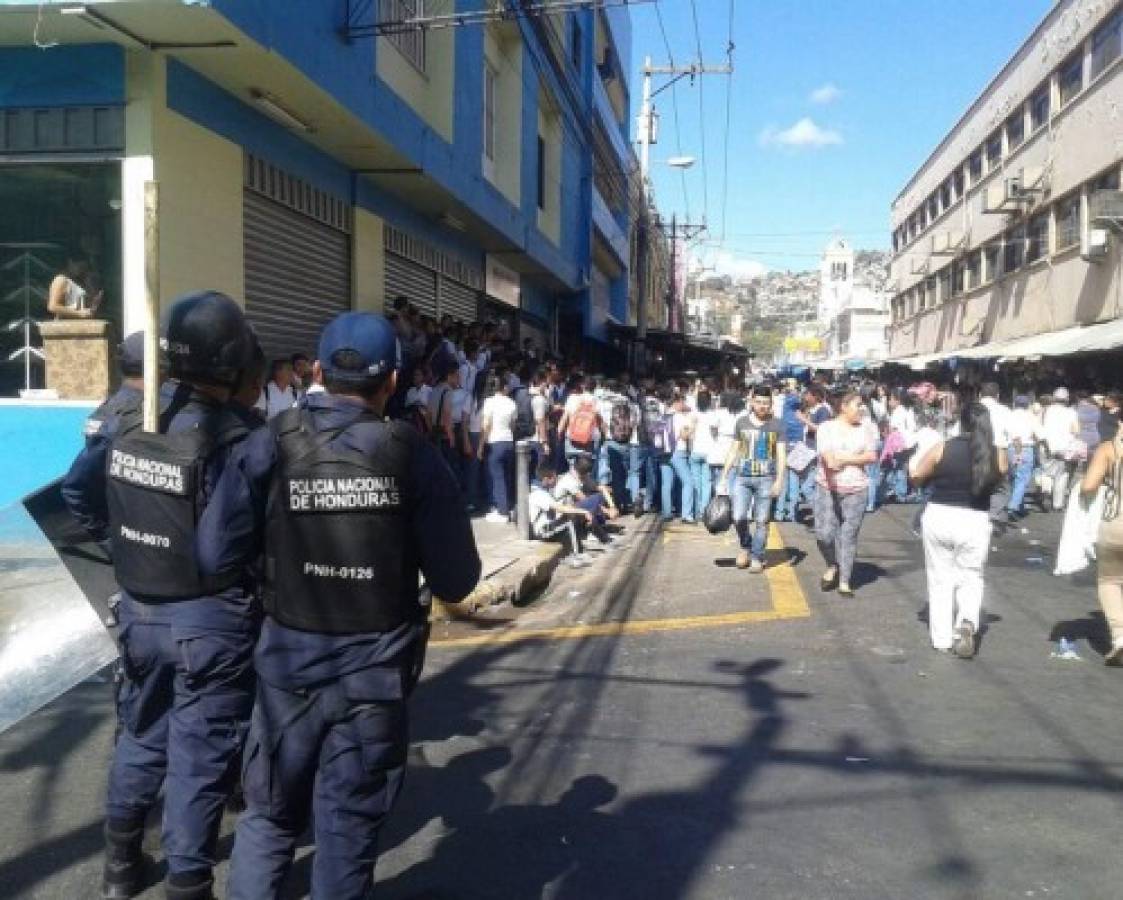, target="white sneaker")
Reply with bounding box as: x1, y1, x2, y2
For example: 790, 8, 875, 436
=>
484, 510, 507, 524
